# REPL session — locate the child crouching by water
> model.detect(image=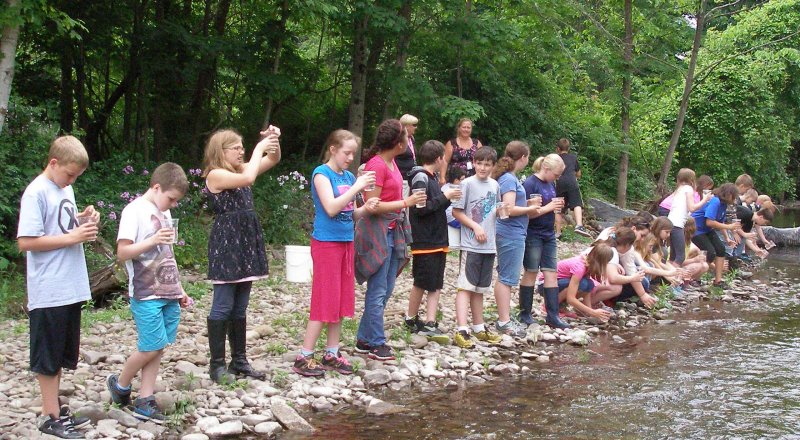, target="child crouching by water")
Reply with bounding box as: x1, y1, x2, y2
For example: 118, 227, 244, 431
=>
553, 244, 623, 323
